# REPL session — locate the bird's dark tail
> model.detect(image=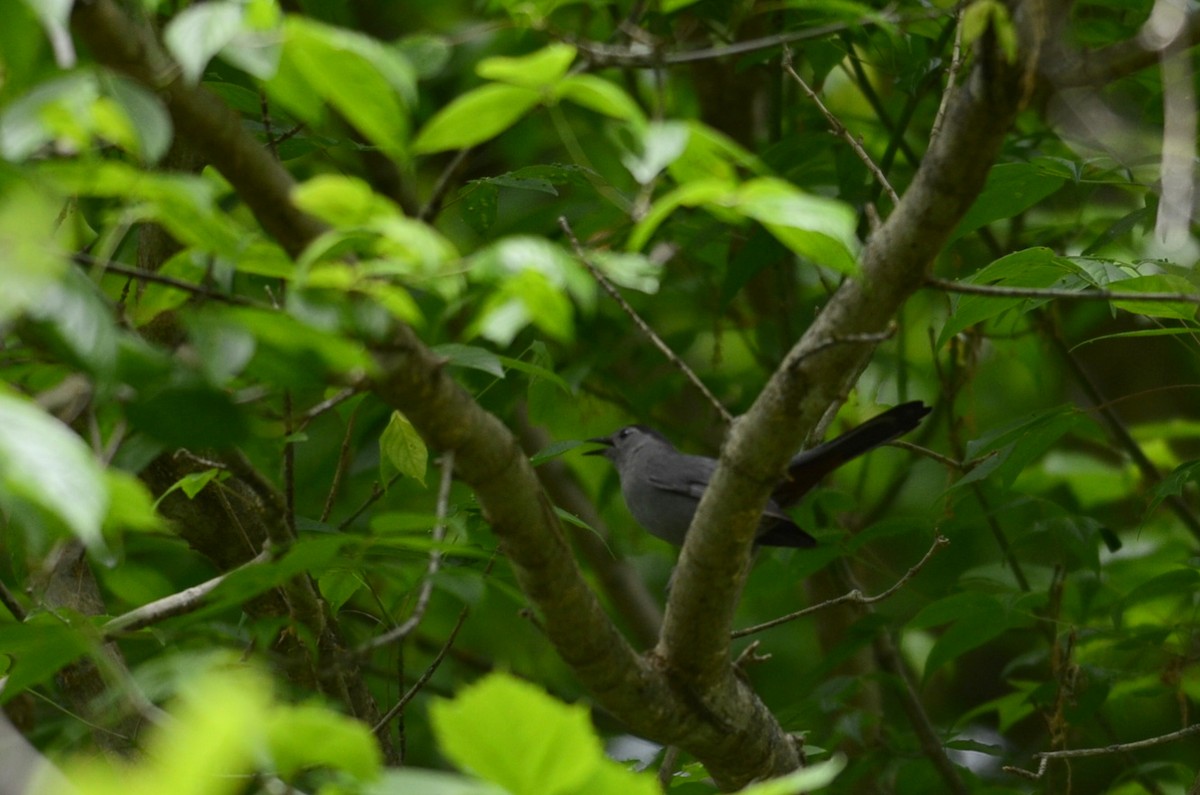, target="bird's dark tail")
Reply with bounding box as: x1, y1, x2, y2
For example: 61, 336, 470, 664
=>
771, 401, 930, 508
